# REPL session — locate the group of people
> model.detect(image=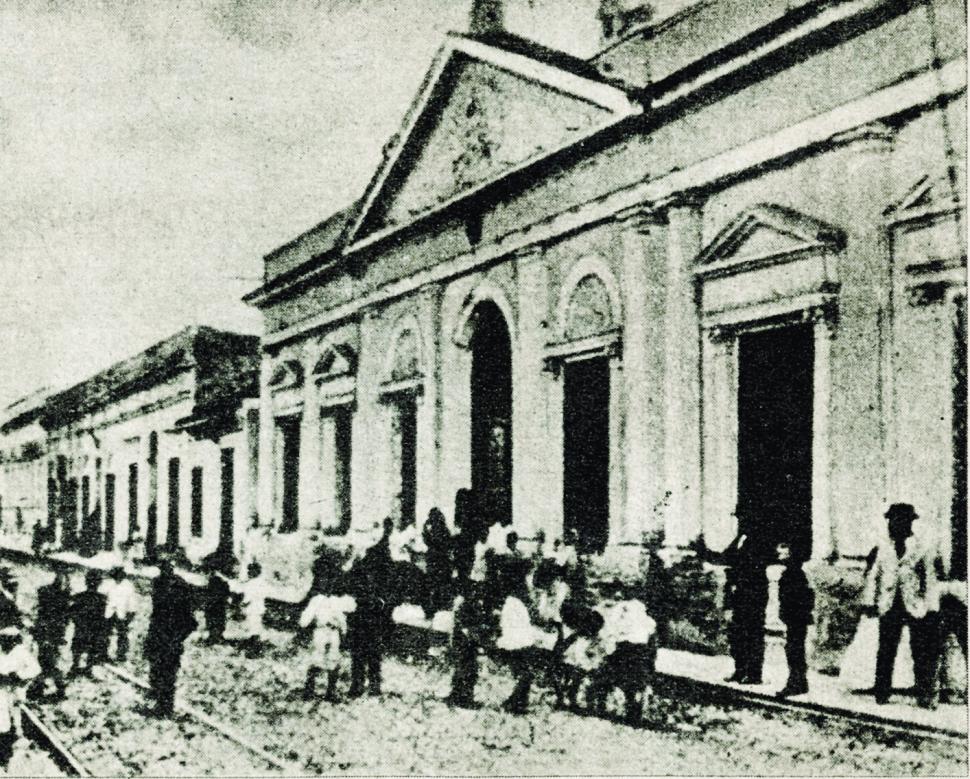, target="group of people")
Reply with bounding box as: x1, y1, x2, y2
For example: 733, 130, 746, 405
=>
294, 489, 661, 723
723, 502, 968, 708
